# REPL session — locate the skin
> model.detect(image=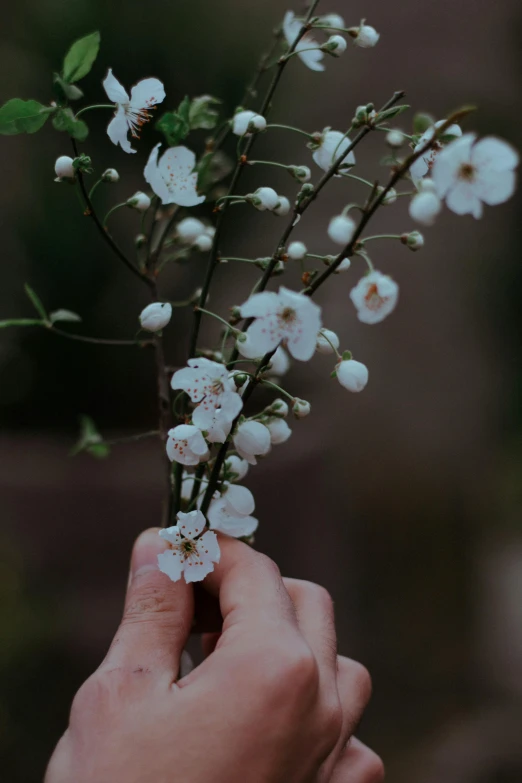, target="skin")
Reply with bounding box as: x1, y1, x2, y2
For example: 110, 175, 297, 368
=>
45, 530, 384, 783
